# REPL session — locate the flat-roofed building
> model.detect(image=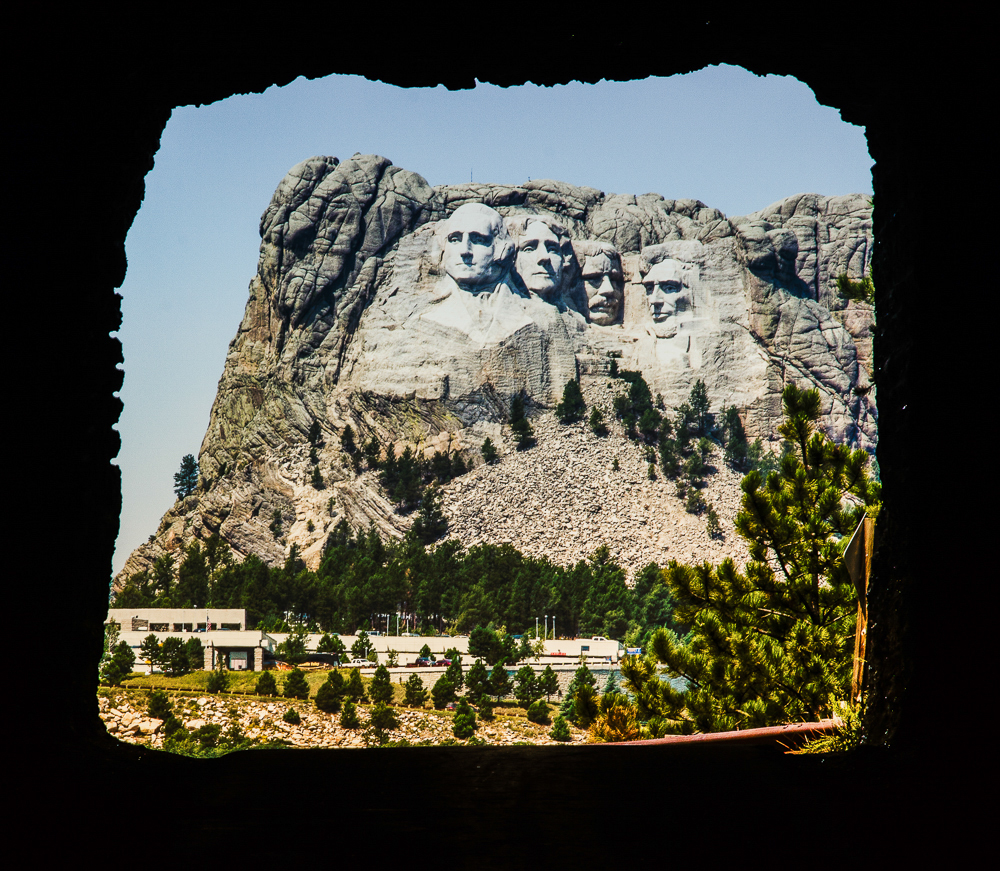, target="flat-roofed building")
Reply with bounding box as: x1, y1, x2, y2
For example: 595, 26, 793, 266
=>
106, 609, 272, 672
106, 608, 246, 633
